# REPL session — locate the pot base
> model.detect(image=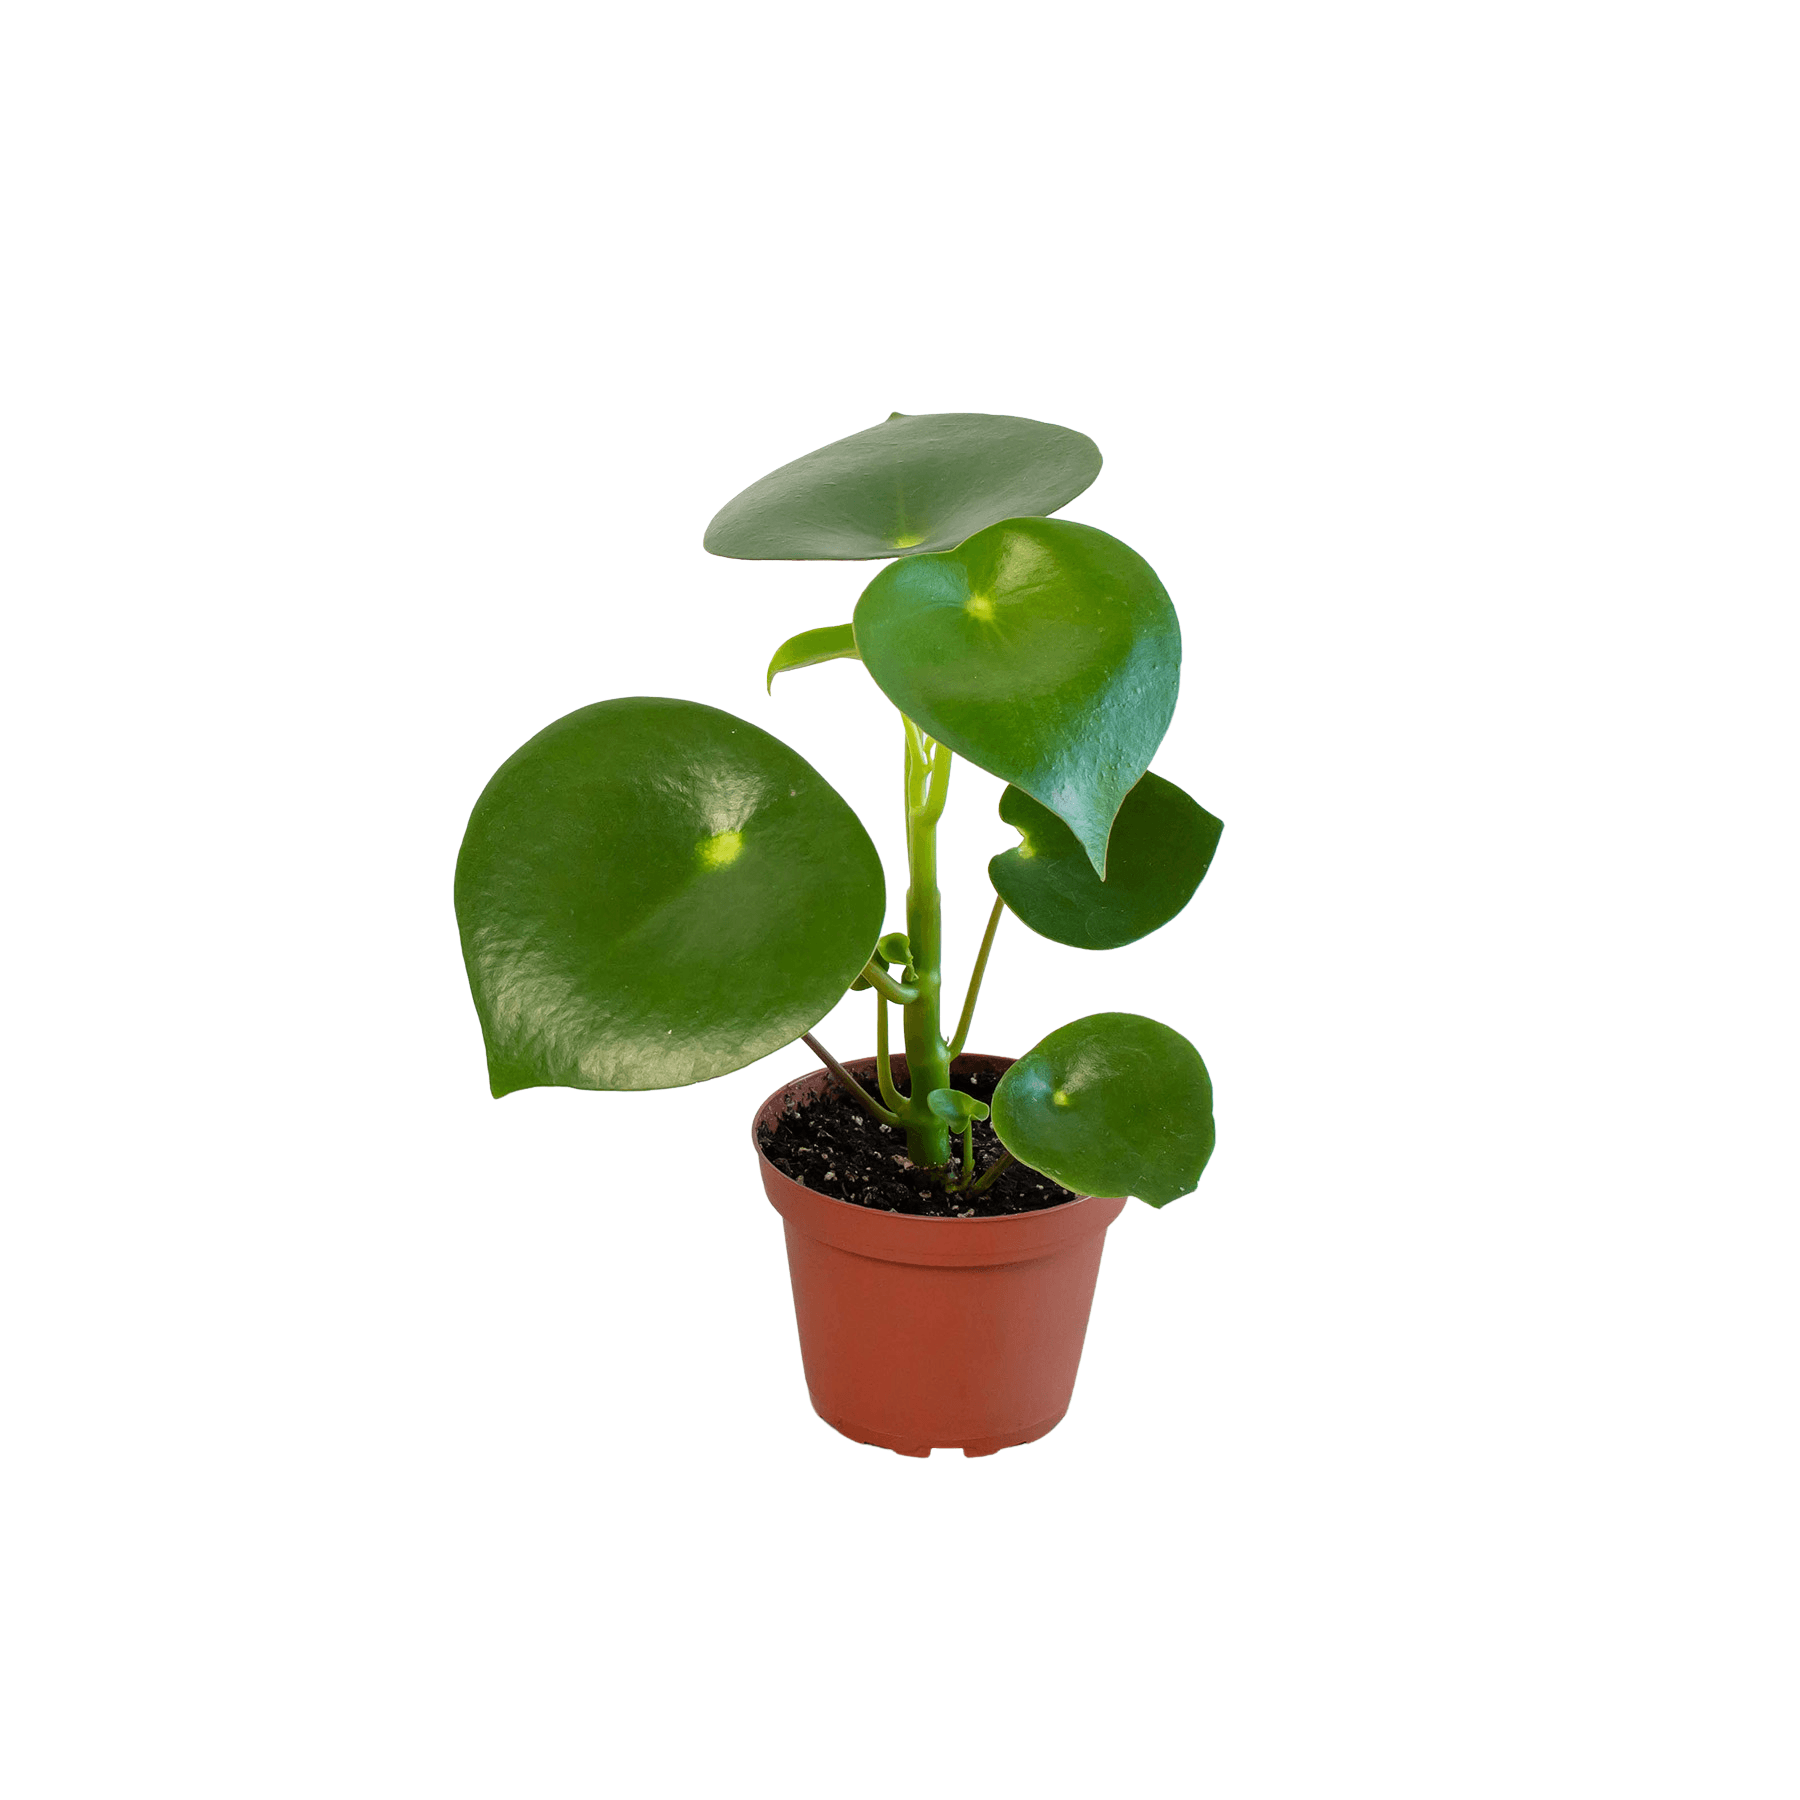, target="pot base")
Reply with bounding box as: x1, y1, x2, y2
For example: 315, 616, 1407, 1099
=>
815, 1405, 1067, 1459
